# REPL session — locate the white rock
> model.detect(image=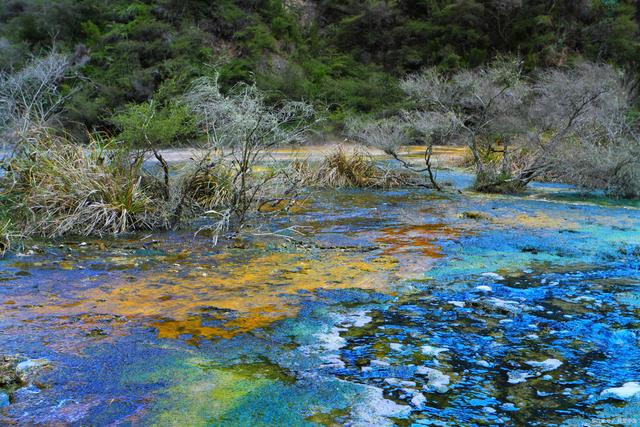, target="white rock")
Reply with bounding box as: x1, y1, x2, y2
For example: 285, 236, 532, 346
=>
410, 392, 427, 407
421, 345, 448, 357
601, 382, 640, 401
483, 407, 497, 414
481, 272, 505, 280
525, 358, 562, 372
475, 285, 493, 292
417, 367, 450, 393
384, 378, 416, 387
350, 385, 412, 427
389, 343, 403, 351
448, 301, 466, 308
487, 298, 523, 313
477, 360, 491, 368
507, 371, 532, 384
16, 358, 50, 376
